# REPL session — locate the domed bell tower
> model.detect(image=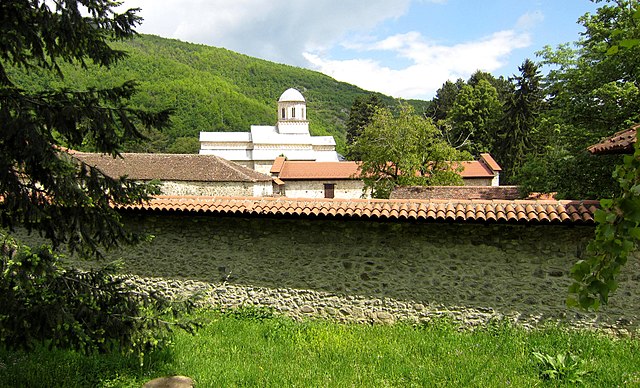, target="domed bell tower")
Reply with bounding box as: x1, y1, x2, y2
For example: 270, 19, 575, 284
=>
276, 88, 309, 134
